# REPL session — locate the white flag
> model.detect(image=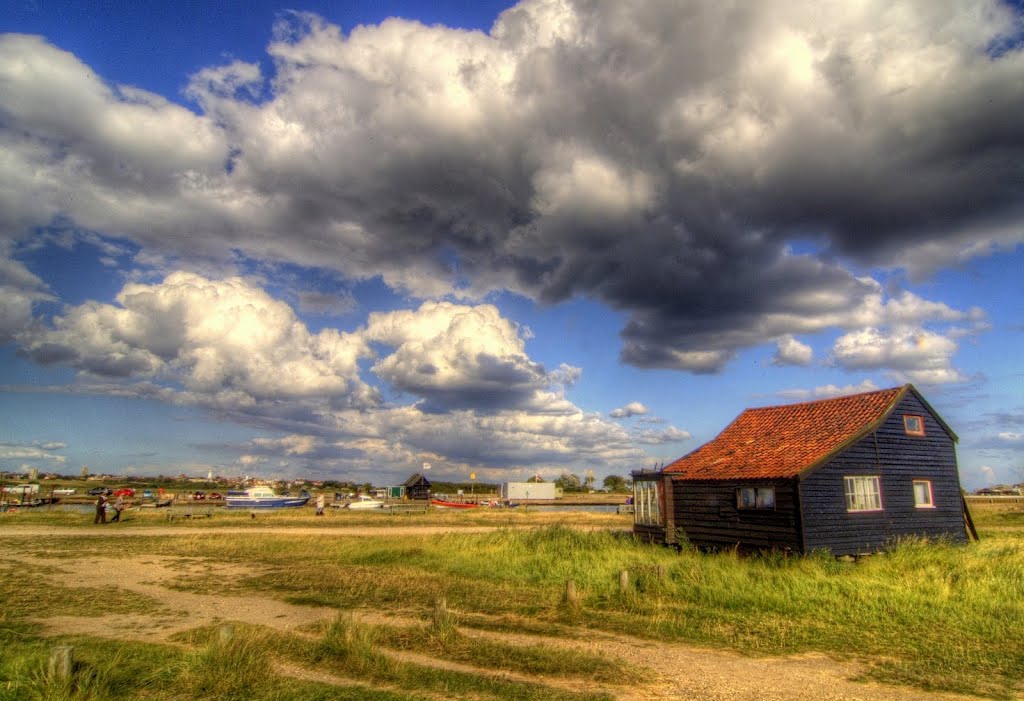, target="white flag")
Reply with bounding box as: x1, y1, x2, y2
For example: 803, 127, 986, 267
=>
423, 462, 431, 470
